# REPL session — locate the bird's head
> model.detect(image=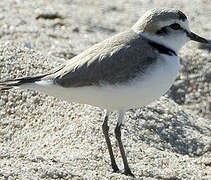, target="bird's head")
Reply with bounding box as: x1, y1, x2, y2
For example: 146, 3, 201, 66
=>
132, 8, 209, 53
